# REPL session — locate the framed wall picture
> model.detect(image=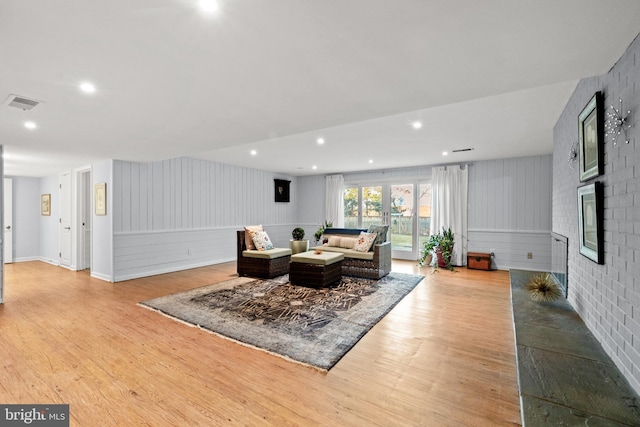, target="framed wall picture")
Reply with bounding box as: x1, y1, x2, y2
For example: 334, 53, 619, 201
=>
95, 182, 107, 216
274, 179, 291, 203
577, 182, 603, 264
41, 194, 51, 216
578, 91, 603, 181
